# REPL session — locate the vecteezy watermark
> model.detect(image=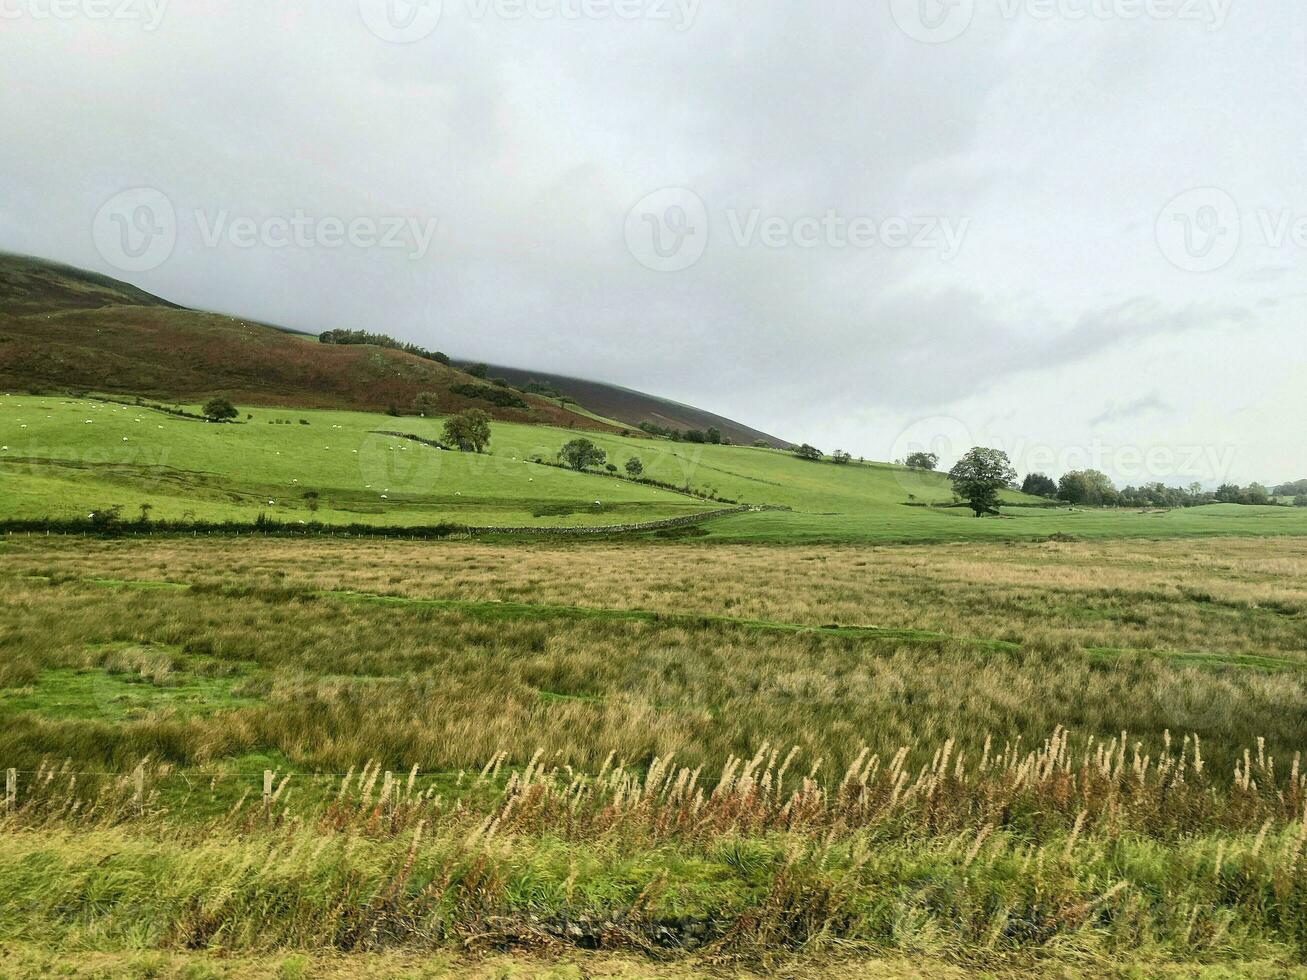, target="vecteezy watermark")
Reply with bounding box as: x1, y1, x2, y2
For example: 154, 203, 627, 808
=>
625, 187, 969, 272
0, 0, 168, 30
92, 188, 178, 273
1155, 187, 1240, 272
1156, 187, 1307, 273
358, 0, 443, 42
92, 188, 440, 273
358, 0, 699, 41
888, 0, 976, 43
624, 188, 710, 273
888, 414, 1240, 488
888, 0, 1231, 44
